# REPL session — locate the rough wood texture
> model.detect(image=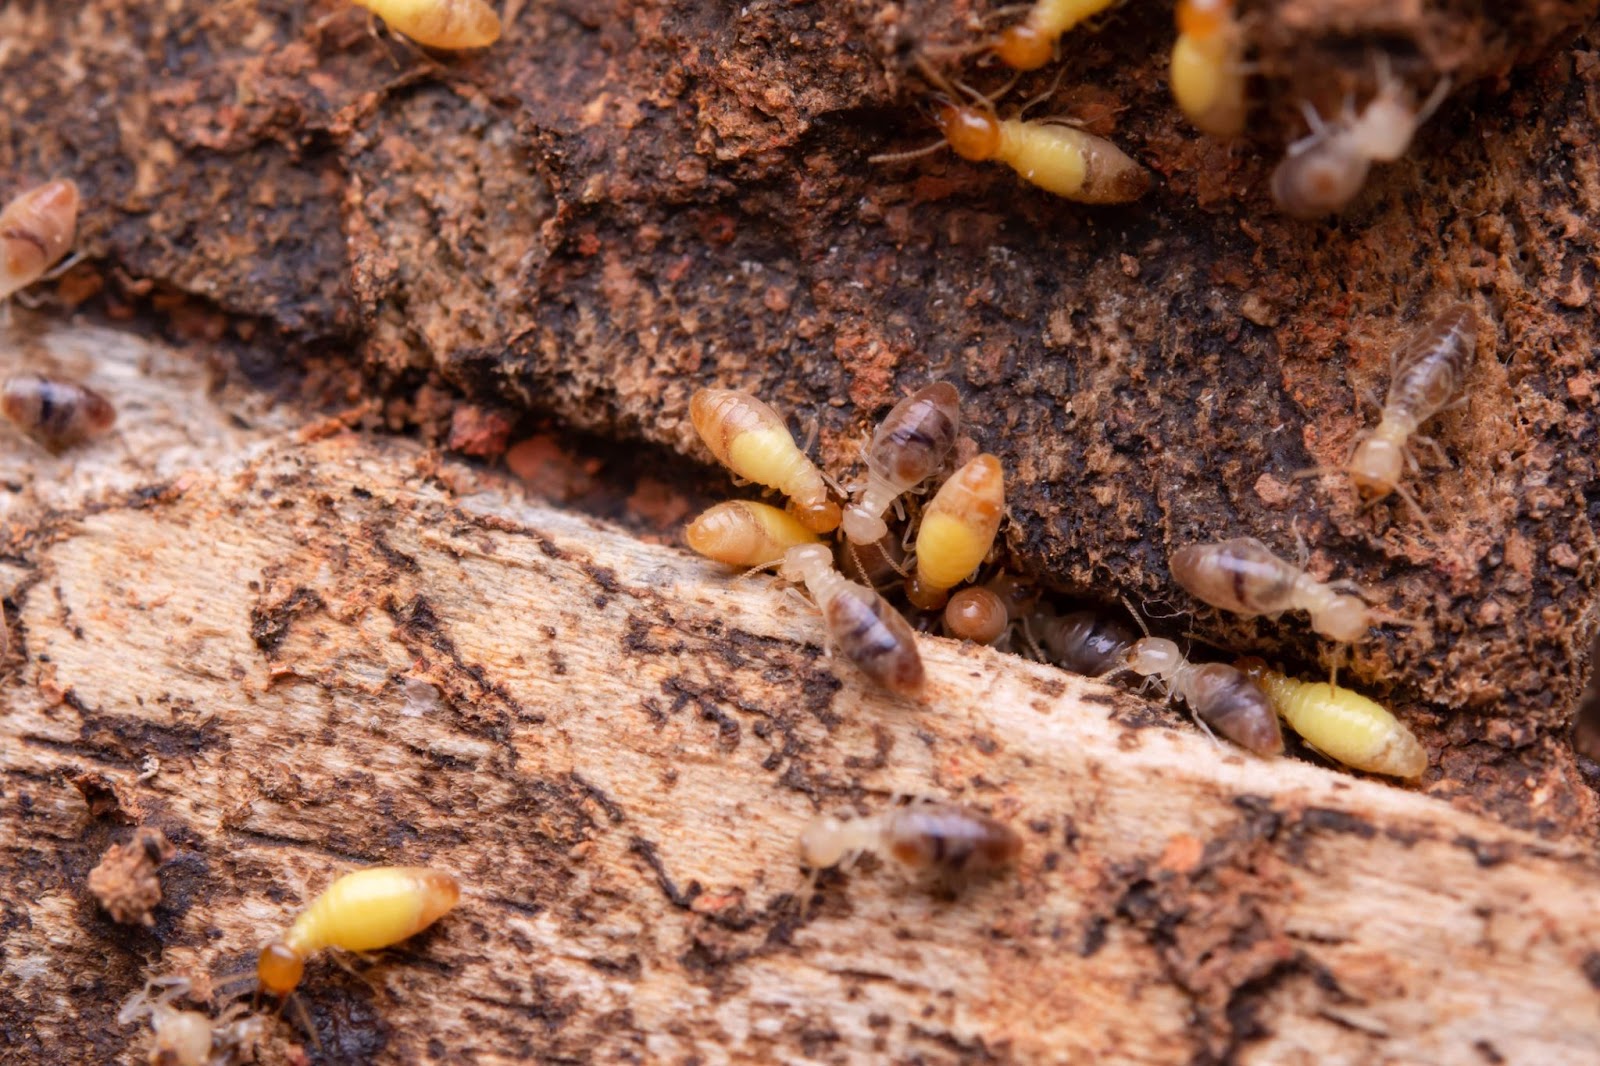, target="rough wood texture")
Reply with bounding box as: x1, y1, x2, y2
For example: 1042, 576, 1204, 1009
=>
2, 1, 1598, 752
4, 325, 1600, 1064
